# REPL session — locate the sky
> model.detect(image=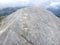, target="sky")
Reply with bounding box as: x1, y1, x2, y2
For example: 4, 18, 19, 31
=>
0, 0, 30, 7
0, 0, 60, 9
0, 0, 49, 7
